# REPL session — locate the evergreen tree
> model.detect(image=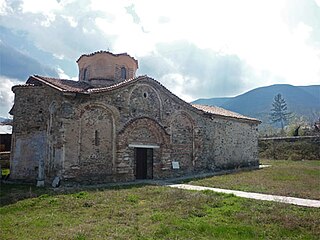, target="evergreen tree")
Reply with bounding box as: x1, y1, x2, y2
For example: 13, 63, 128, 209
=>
270, 93, 291, 130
